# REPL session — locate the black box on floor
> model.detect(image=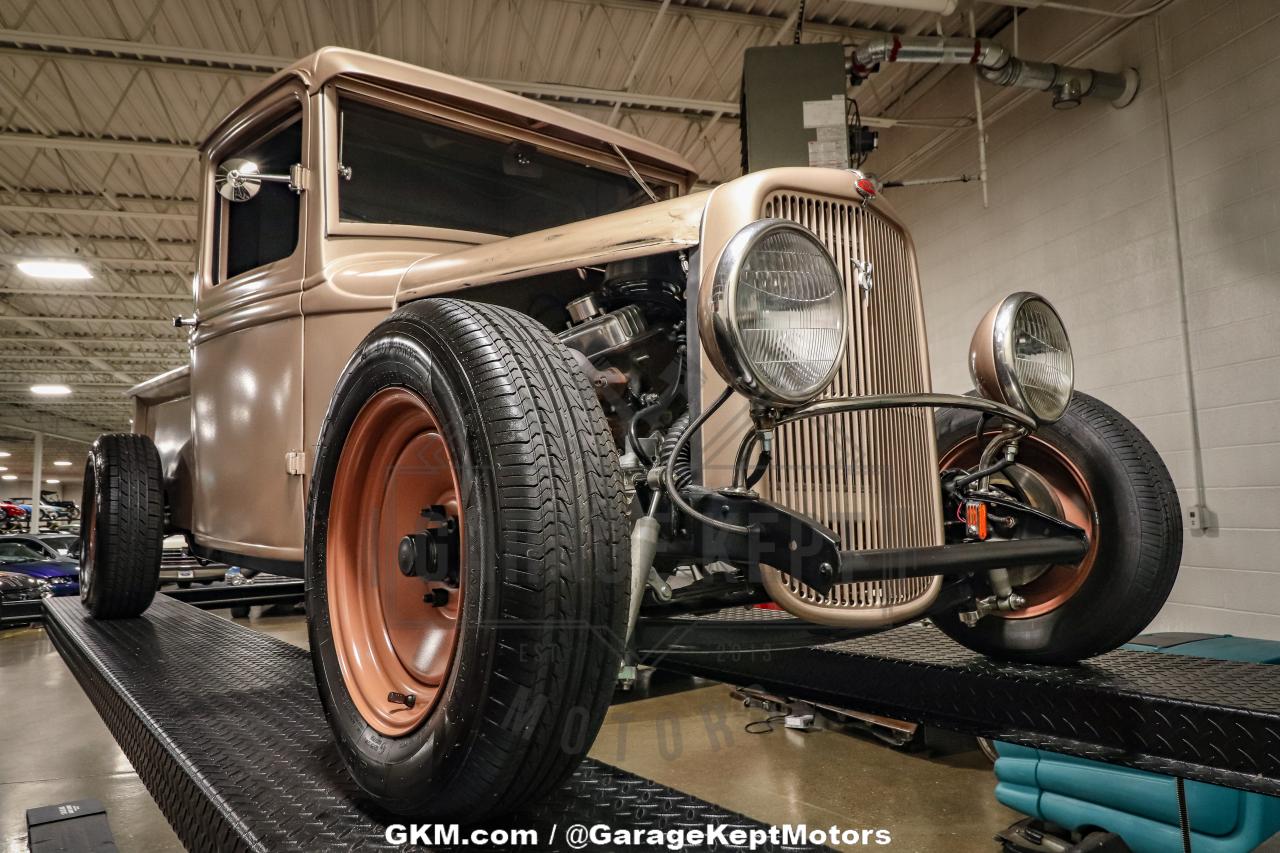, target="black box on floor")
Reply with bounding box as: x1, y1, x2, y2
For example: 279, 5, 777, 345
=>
26, 799, 117, 852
